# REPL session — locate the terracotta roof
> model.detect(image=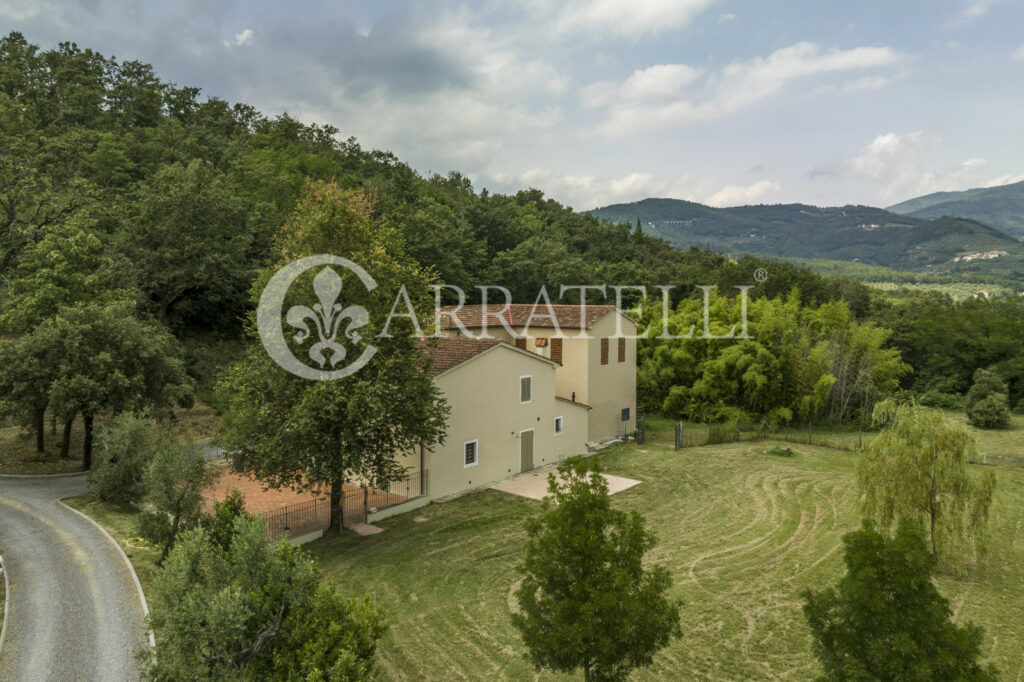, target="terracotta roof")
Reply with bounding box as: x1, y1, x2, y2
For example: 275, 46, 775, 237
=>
439, 304, 617, 330
415, 336, 500, 377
